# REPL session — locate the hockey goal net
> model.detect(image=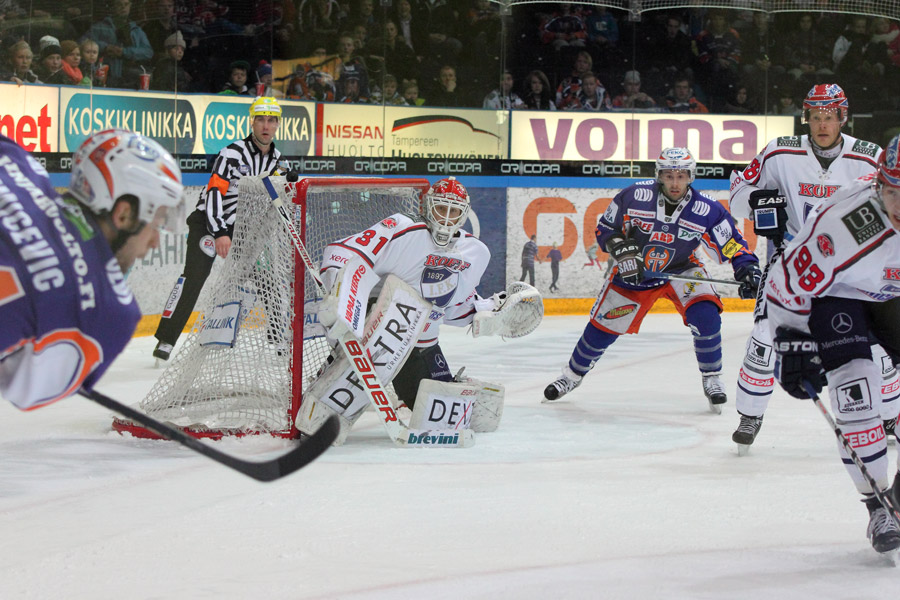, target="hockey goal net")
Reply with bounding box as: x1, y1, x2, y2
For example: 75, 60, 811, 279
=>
114, 176, 430, 440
